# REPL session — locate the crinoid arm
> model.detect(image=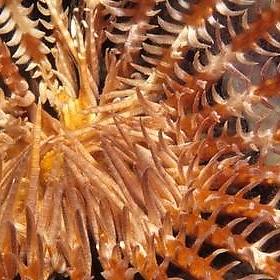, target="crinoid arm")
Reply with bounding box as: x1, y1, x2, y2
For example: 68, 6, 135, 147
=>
1, 0, 280, 279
